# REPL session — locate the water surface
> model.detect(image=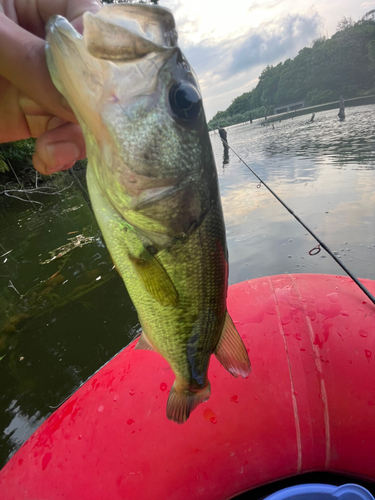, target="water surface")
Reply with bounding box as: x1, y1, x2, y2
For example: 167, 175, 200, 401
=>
214, 105, 375, 284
